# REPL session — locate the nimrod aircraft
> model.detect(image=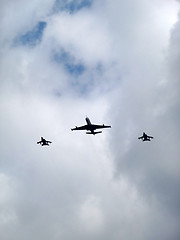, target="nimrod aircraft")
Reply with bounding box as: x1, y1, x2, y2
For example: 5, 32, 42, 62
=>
71, 117, 111, 135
